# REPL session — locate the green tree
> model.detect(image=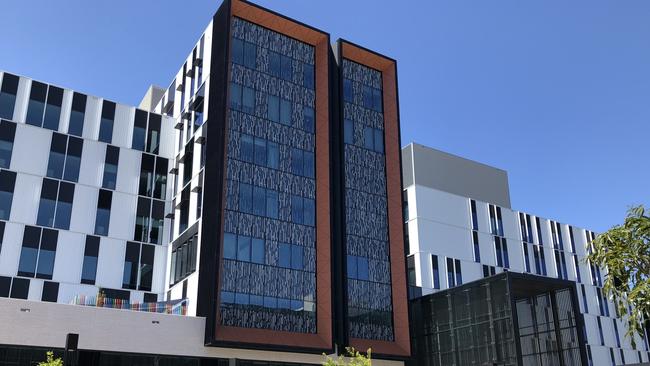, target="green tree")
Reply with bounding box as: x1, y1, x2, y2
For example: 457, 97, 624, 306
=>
322, 347, 371, 366
38, 351, 63, 366
588, 205, 650, 345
